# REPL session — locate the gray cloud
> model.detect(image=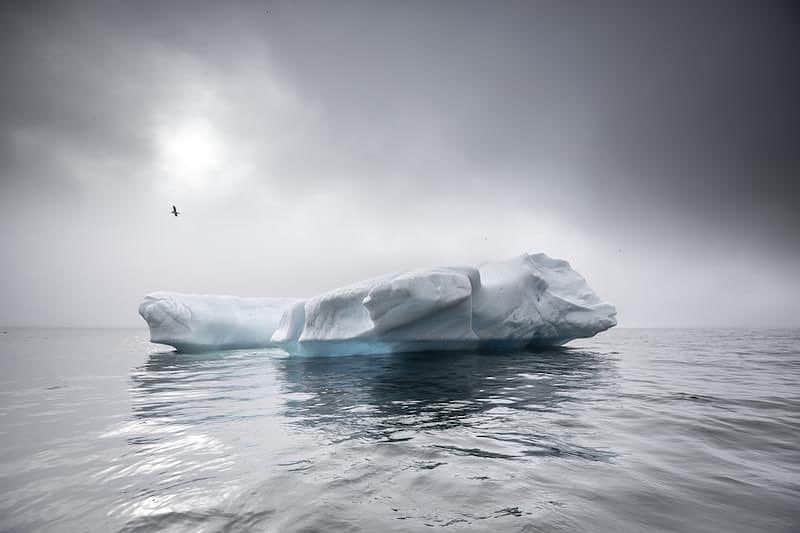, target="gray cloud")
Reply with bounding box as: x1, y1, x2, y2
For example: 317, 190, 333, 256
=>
1, 0, 798, 328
